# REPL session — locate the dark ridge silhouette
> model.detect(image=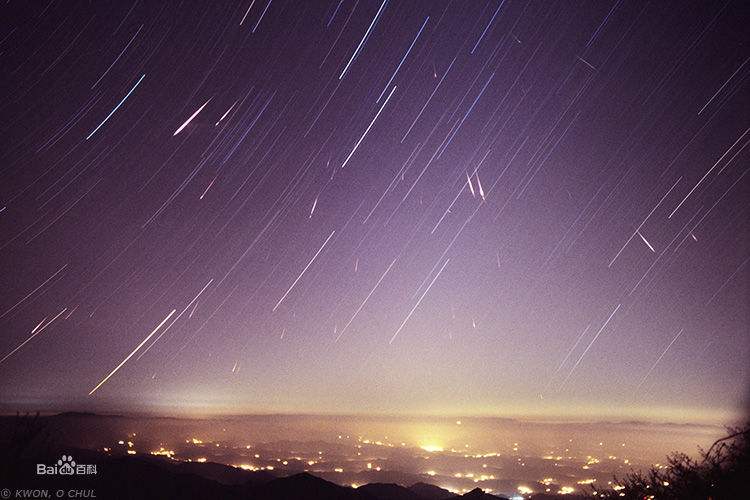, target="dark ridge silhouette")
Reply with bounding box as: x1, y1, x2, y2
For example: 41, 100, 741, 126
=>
1, 453, 510, 500
0, 413, 510, 500
54, 411, 99, 417
16, 414, 748, 499
408, 482, 458, 499
457, 488, 506, 499
254, 472, 368, 499
527, 496, 589, 500
173, 460, 276, 485
359, 482, 429, 500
